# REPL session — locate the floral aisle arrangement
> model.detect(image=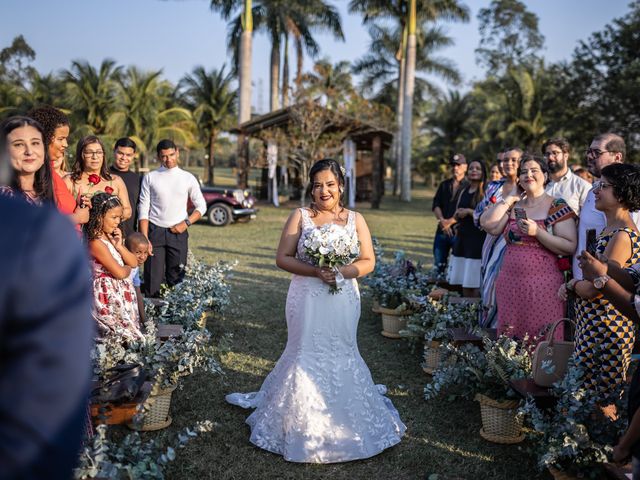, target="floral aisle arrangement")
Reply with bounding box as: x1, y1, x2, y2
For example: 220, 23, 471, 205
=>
303, 223, 360, 294
75, 421, 214, 479
146, 252, 233, 330
364, 240, 429, 311
83, 253, 231, 478
424, 334, 531, 402
401, 296, 480, 370
520, 358, 627, 479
